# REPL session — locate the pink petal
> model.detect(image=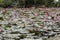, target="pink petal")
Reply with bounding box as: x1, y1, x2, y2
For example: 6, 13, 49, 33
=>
0, 29, 2, 32
44, 18, 48, 22
54, 16, 58, 21
14, 13, 17, 16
